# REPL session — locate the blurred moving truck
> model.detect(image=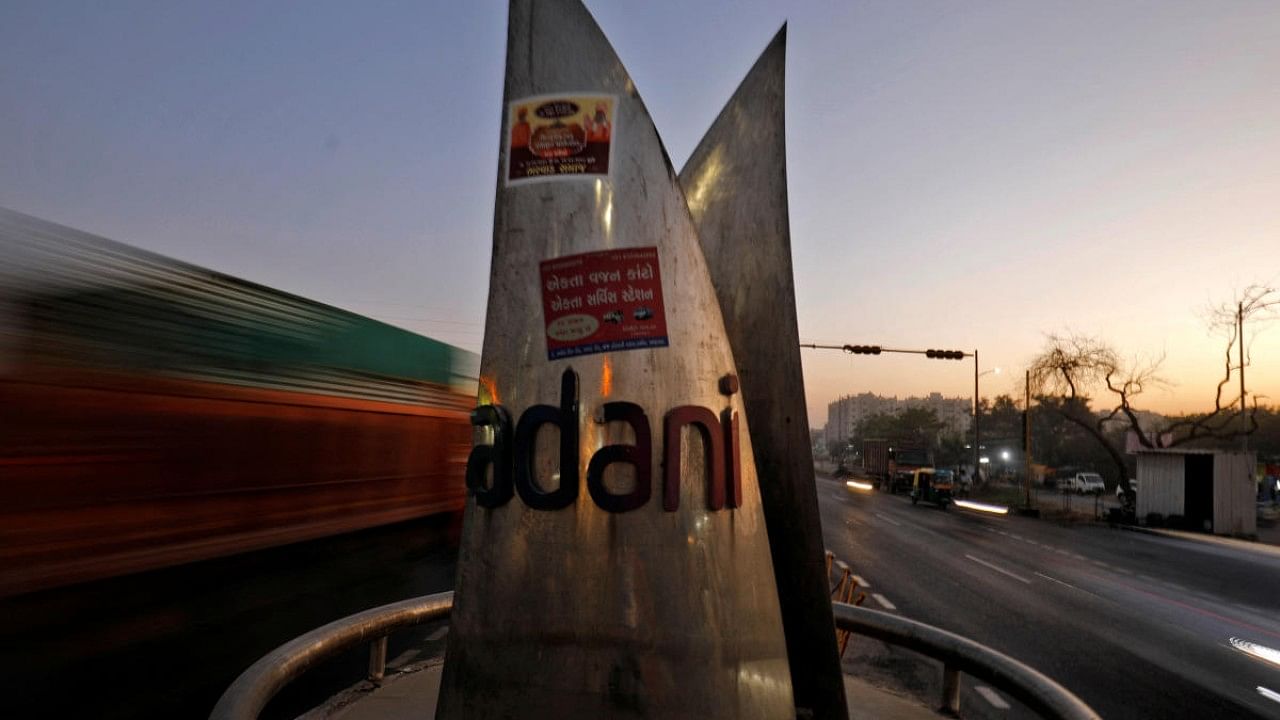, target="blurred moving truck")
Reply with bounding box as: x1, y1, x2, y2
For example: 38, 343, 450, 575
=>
862, 438, 934, 493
